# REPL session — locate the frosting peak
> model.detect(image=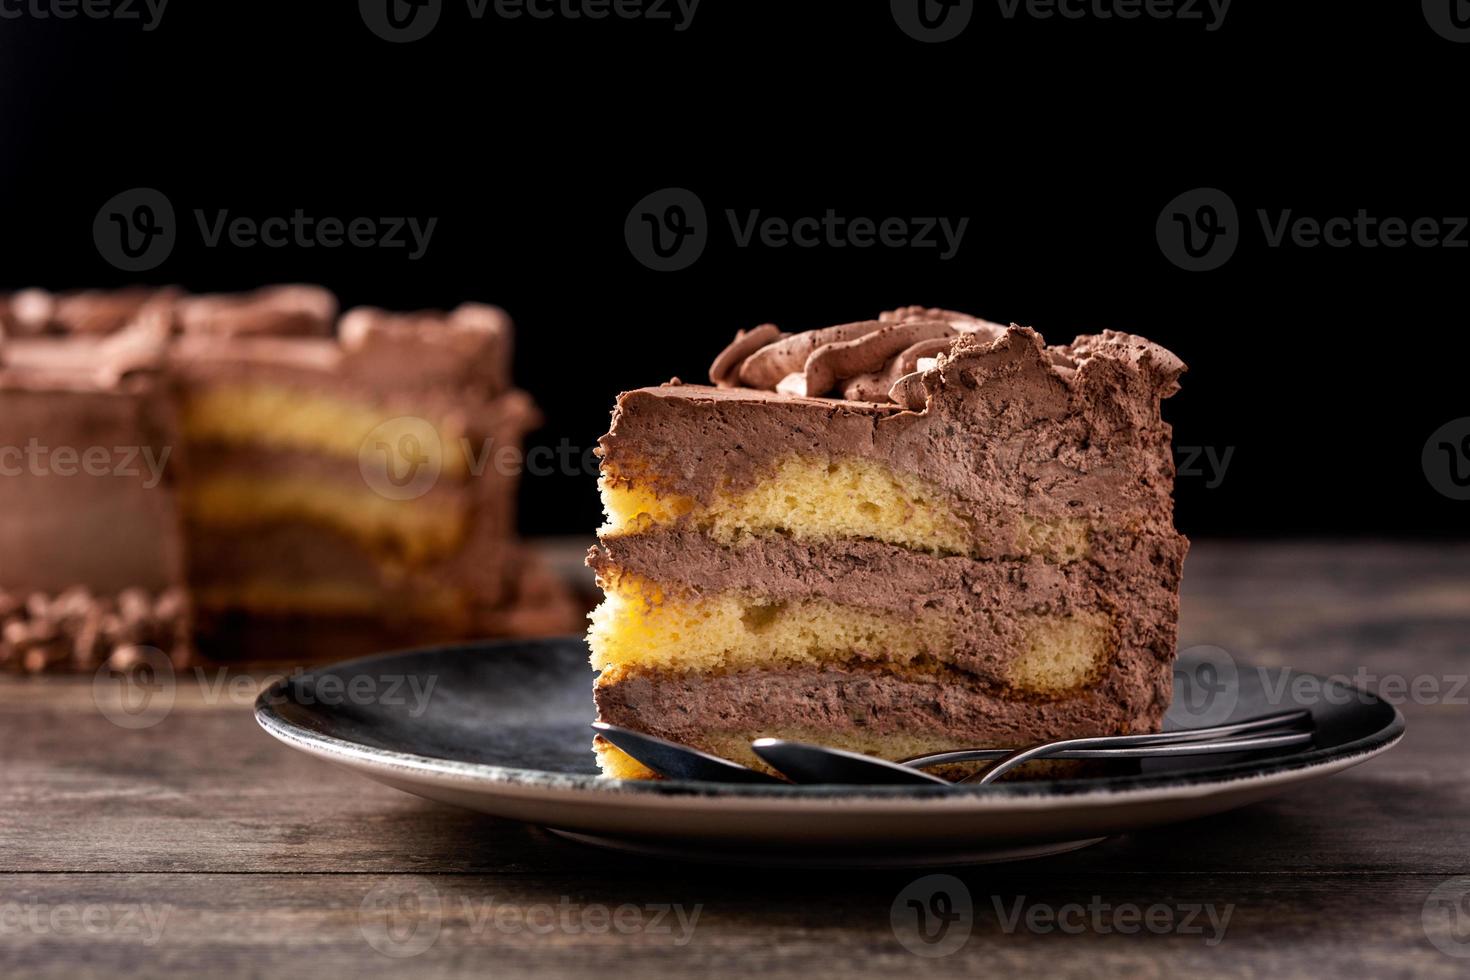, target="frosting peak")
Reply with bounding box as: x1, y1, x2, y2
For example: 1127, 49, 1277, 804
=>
708, 307, 1008, 408
708, 306, 1183, 411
